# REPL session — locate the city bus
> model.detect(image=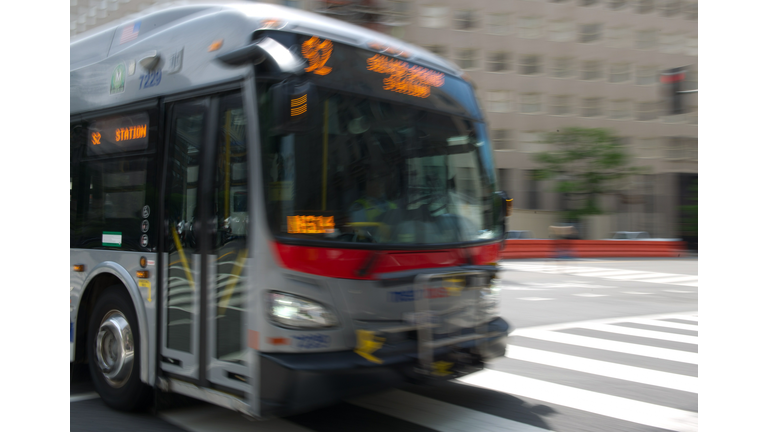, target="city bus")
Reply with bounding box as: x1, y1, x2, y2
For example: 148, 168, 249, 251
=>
70, 2, 512, 418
